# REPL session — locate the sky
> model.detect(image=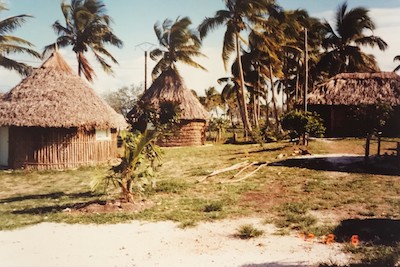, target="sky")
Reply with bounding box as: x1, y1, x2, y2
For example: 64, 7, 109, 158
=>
1, 0, 400, 97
